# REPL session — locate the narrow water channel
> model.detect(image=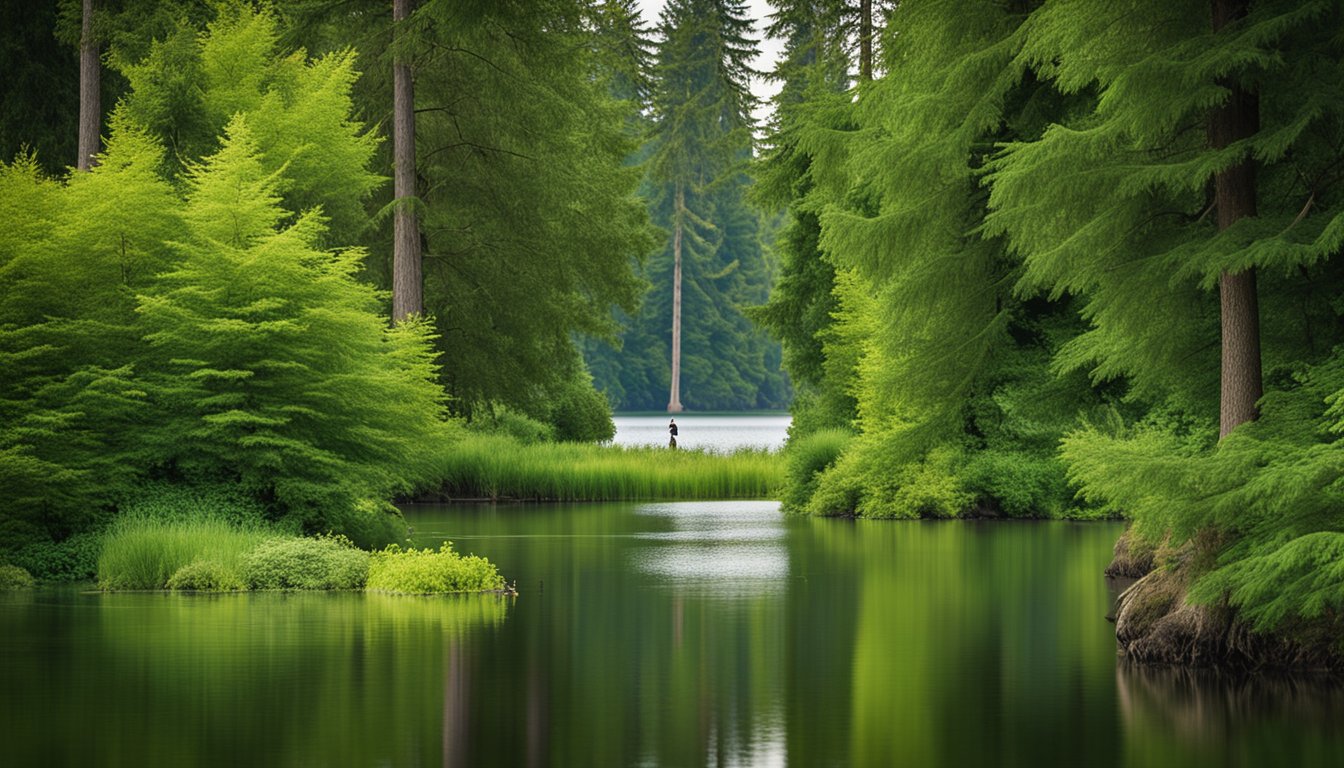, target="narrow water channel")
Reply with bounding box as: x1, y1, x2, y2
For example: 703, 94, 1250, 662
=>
2, 502, 1341, 767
